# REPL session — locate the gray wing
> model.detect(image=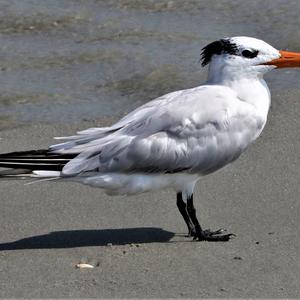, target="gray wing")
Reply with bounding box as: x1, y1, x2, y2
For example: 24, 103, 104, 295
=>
53, 86, 259, 176
49, 90, 181, 152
